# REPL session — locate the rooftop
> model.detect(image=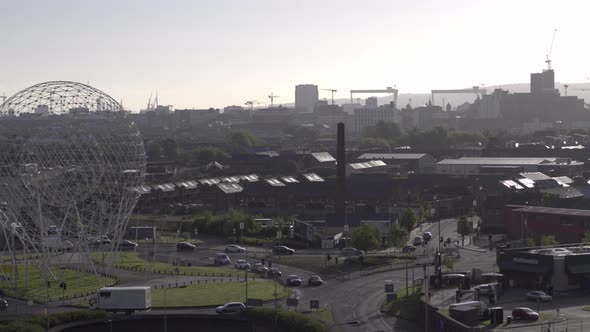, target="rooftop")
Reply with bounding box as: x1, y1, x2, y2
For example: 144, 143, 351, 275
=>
437, 157, 581, 166
512, 206, 590, 217
348, 160, 387, 170
302, 173, 324, 182
310, 152, 336, 163
264, 178, 286, 187
357, 153, 427, 160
